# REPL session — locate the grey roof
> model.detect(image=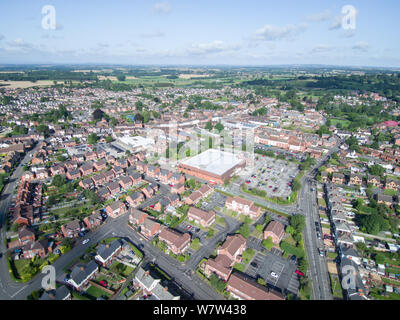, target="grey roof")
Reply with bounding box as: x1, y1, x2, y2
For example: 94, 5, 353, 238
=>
70, 260, 98, 287
96, 239, 122, 262
40, 285, 71, 300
